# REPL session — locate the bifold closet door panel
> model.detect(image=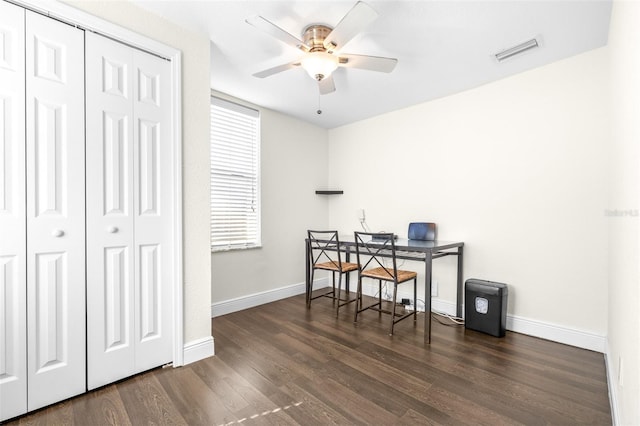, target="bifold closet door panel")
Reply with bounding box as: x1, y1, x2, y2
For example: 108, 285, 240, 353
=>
86, 32, 172, 389
86, 31, 136, 390
132, 48, 173, 372
0, 2, 27, 421
25, 11, 86, 410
